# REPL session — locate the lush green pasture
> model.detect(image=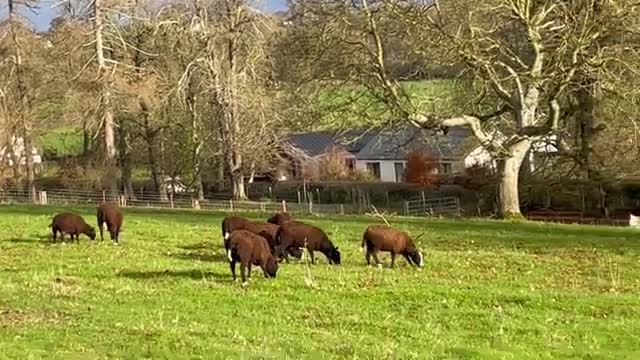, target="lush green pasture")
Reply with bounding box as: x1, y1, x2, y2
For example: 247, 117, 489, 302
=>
1, 205, 639, 359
